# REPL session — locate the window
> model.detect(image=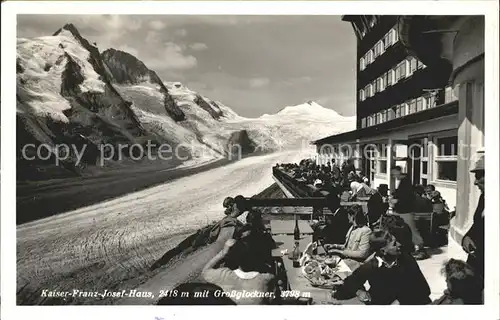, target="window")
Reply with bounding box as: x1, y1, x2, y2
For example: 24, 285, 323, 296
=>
424, 94, 436, 109
379, 76, 385, 91
374, 41, 384, 57
366, 84, 372, 97
359, 89, 365, 101
417, 60, 425, 69
360, 57, 366, 71
437, 136, 458, 156
393, 28, 399, 42
396, 61, 407, 81
416, 97, 424, 112
422, 161, 428, 175
436, 161, 457, 181
408, 99, 417, 114
381, 110, 387, 123
422, 137, 429, 158
361, 117, 367, 128
434, 135, 458, 182
388, 106, 396, 120
394, 105, 401, 118
386, 69, 394, 86
400, 104, 407, 117
410, 57, 418, 74
445, 86, 458, 103
375, 78, 383, 93
377, 143, 387, 174
378, 160, 388, 174
384, 32, 392, 48
367, 50, 374, 64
